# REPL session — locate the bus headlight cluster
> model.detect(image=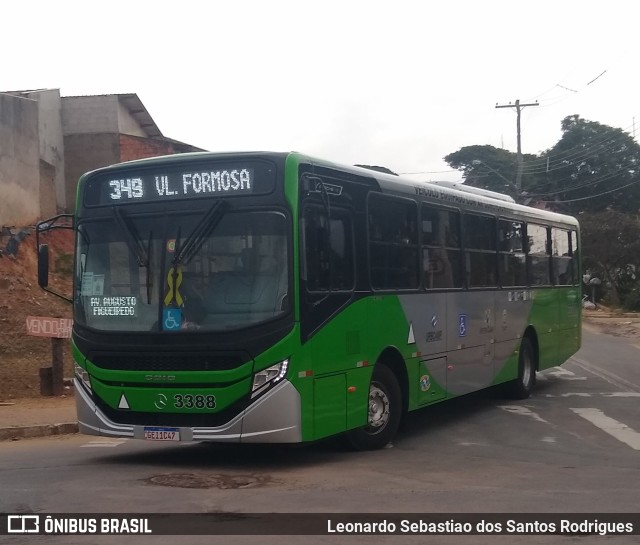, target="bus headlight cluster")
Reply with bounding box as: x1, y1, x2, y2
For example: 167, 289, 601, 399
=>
74, 362, 92, 392
251, 358, 289, 399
